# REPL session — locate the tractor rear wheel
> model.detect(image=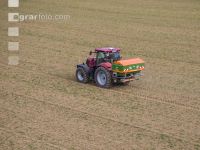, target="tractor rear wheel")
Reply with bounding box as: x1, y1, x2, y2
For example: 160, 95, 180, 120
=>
94, 67, 112, 88
76, 67, 89, 83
